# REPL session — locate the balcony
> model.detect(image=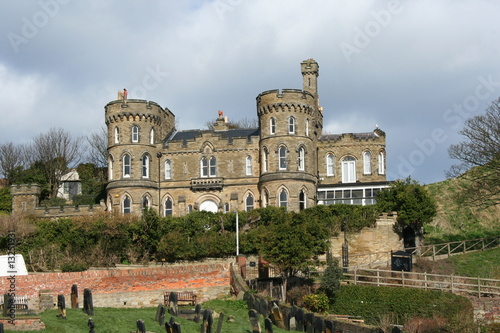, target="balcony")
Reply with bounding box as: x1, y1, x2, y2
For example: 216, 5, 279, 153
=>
190, 177, 224, 191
